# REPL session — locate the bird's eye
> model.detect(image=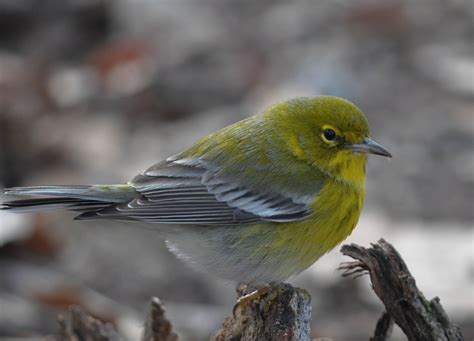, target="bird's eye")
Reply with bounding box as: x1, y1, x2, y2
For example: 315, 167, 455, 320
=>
323, 128, 336, 141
